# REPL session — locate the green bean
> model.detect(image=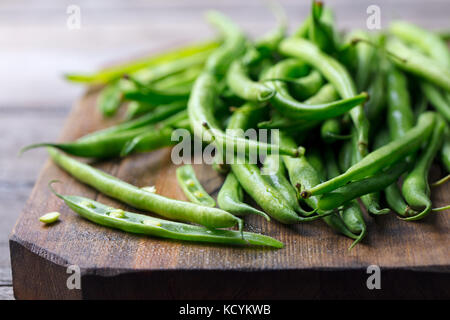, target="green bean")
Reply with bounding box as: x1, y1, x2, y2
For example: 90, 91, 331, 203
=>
176, 165, 216, 207
121, 78, 190, 105
132, 51, 208, 85
441, 129, 450, 173
318, 161, 410, 210
47, 148, 242, 230
280, 135, 321, 214
188, 72, 304, 158
348, 30, 376, 91
321, 118, 351, 143
22, 108, 187, 159
289, 70, 324, 101
390, 22, 450, 122
22, 126, 157, 158
390, 21, 450, 67
293, 15, 311, 38
338, 140, 353, 172
217, 172, 270, 220
125, 101, 156, 120
262, 155, 313, 216
308, 1, 336, 53
120, 126, 175, 157
386, 39, 450, 92
259, 83, 339, 132
324, 146, 365, 248
279, 37, 370, 156
97, 81, 123, 117
373, 129, 417, 217
364, 67, 386, 121
226, 59, 275, 101
65, 41, 219, 84
306, 148, 326, 182
257, 117, 320, 132
387, 66, 415, 140
382, 65, 421, 216
205, 11, 247, 76
48, 183, 282, 248
351, 128, 390, 216
439, 30, 450, 41
421, 83, 450, 122
301, 112, 436, 198
152, 65, 202, 90
227, 106, 323, 223
81, 101, 186, 140
340, 201, 366, 249
402, 115, 447, 220
304, 83, 339, 104
263, 61, 368, 121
